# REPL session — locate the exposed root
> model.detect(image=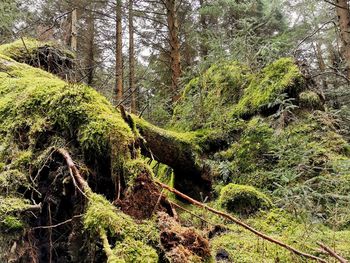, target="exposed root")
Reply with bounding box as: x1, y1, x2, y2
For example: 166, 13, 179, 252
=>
156, 181, 328, 263
116, 172, 176, 220
157, 212, 210, 262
